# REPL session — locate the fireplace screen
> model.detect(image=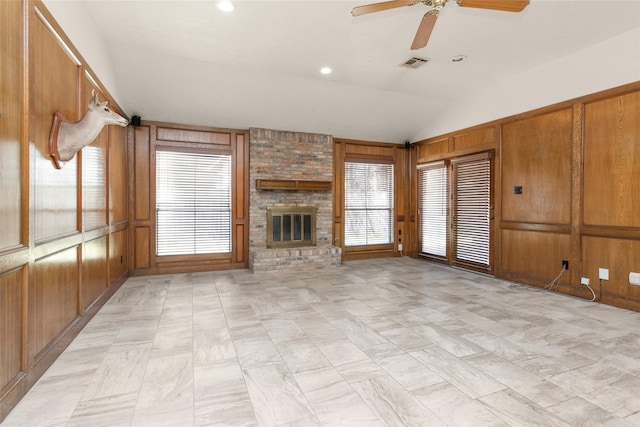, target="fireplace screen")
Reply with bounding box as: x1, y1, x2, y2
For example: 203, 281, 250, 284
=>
267, 206, 317, 248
